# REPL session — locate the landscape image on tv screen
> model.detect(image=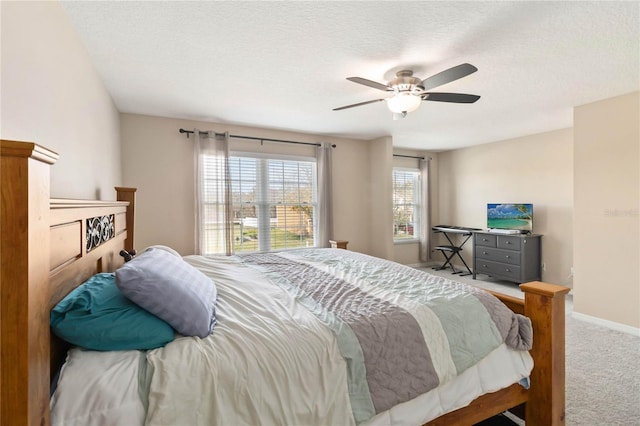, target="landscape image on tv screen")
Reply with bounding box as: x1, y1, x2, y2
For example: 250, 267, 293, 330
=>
487, 203, 533, 231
